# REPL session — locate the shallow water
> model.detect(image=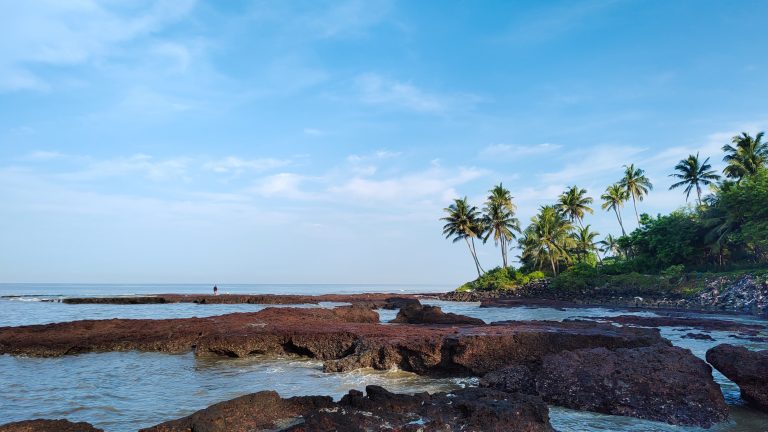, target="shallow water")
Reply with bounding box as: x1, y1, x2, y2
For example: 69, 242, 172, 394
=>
1, 284, 767, 431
